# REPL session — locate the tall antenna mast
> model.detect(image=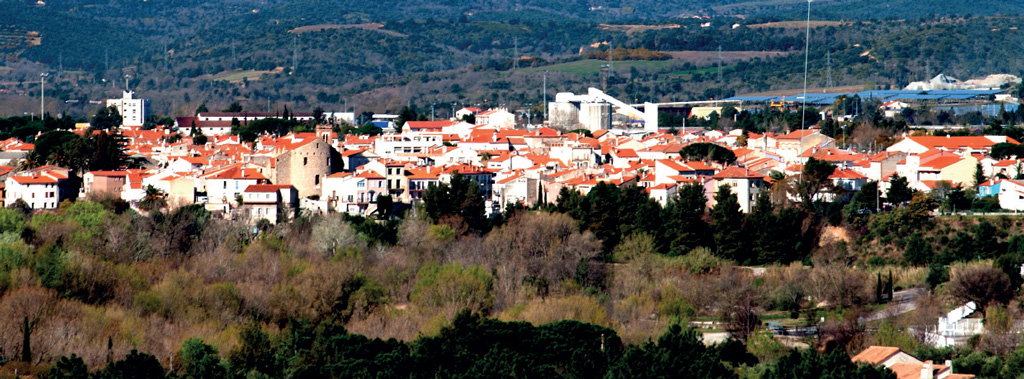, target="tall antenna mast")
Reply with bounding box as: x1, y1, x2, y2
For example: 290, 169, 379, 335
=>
292, 36, 298, 73
608, 41, 613, 72
513, 36, 519, 70
826, 50, 834, 89
718, 45, 723, 101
